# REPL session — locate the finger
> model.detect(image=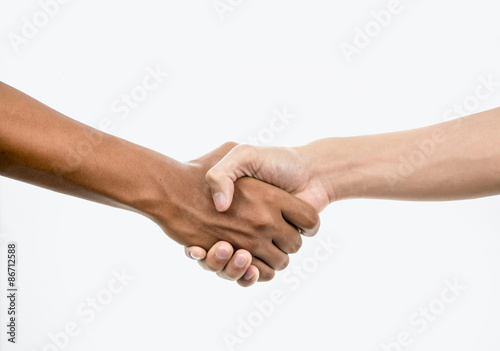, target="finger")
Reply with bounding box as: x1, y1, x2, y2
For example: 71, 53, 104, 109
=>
217, 249, 252, 281
252, 240, 290, 272
185, 246, 207, 261
197, 241, 234, 273
250, 257, 276, 282
271, 223, 303, 255
206, 145, 258, 212
237, 265, 259, 287
279, 192, 321, 237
